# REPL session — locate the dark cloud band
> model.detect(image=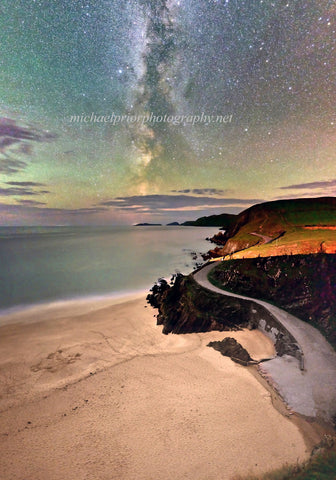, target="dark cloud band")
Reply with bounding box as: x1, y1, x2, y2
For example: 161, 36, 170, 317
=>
99, 194, 261, 211
280, 180, 336, 190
